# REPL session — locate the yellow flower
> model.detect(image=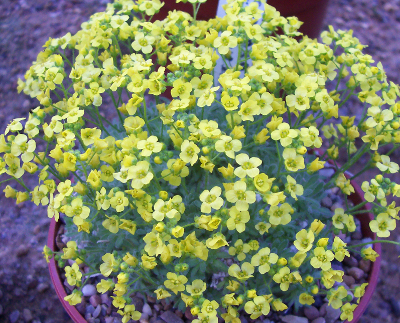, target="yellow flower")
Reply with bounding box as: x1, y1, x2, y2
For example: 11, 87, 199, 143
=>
254, 173, 274, 193
96, 279, 114, 293
285, 175, 303, 200
234, 153, 262, 178
354, 282, 369, 301
100, 253, 119, 277
273, 266, 292, 291
310, 247, 334, 271
180, 140, 200, 166
206, 233, 229, 249
293, 229, 314, 253
299, 293, 315, 305
251, 247, 278, 274
229, 239, 251, 261
142, 254, 157, 270
332, 237, 350, 262
225, 181, 256, 211
137, 135, 163, 156
200, 186, 224, 213
328, 286, 348, 309
228, 262, 254, 281
130, 161, 153, 189
340, 303, 357, 321
271, 123, 298, 147
131, 32, 154, 54
214, 31, 237, 55
103, 215, 120, 233
268, 203, 293, 226
244, 296, 270, 319
171, 78, 192, 99
369, 212, 396, 237
227, 206, 250, 233
117, 304, 141, 323
361, 247, 379, 261
164, 272, 188, 295
155, 288, 171, 300
215, 135, 242, 159
64, 290, 82, 306
283, 148, 305, 172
